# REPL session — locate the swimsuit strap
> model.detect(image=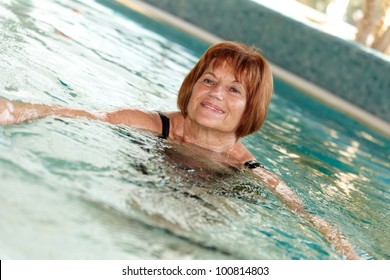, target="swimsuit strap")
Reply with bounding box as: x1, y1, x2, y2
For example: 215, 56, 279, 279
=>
157, 111, 170, 139
244, 160, 265, 169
